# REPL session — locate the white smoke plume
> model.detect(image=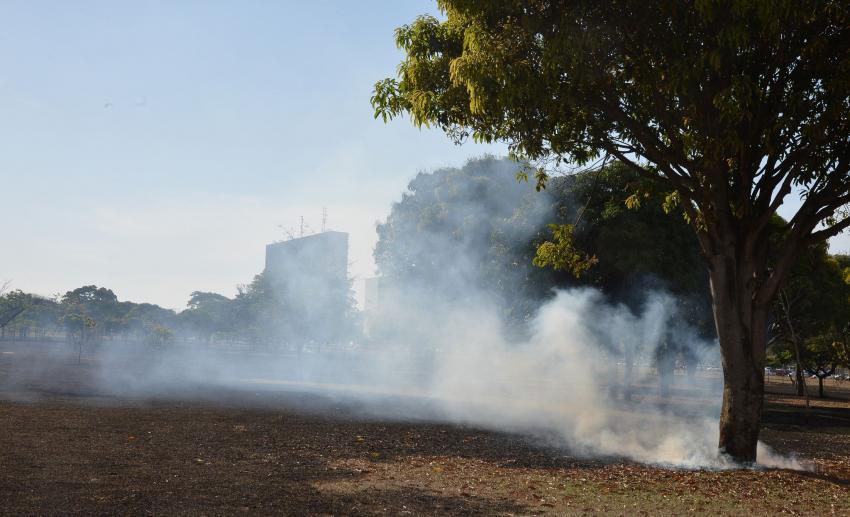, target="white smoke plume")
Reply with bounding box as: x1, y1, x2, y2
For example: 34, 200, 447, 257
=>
1, 157, 810, 471
36, 286, 799, 471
